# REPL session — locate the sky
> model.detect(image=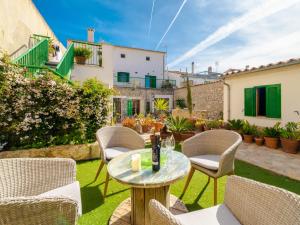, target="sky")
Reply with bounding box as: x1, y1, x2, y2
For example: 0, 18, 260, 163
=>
33, 0, 300, 73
